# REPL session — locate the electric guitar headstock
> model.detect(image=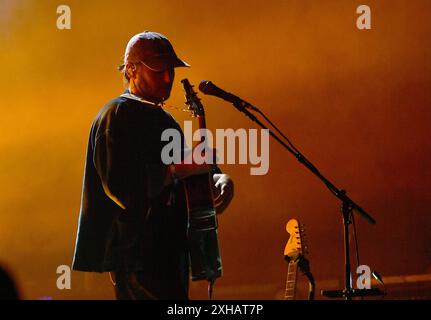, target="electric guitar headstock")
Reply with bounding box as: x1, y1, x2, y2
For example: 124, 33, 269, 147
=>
284, 218, 308, 262
283, 218, 315, 300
